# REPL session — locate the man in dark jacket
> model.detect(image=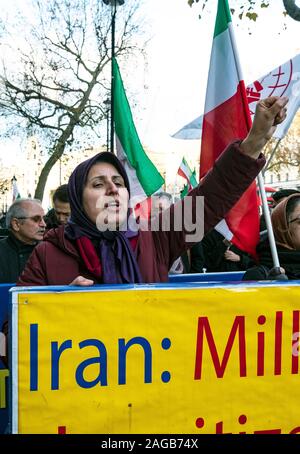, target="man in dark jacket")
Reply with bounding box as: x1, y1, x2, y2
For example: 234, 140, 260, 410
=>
44, 184, 71, 230
0, 198, 46, 283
